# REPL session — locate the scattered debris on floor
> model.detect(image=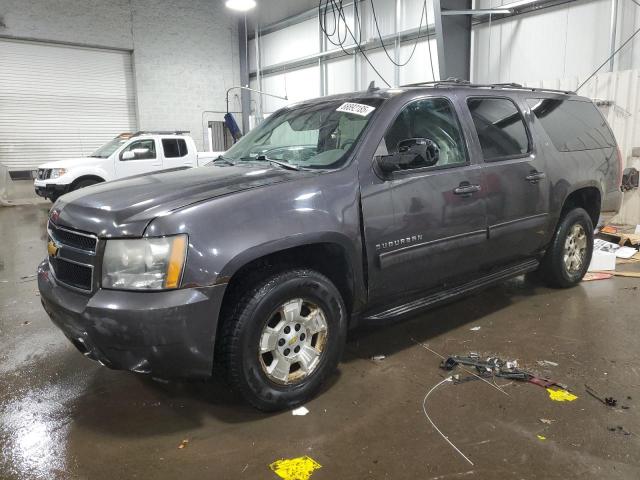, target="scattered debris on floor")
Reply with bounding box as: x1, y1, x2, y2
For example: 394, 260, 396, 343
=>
440, 354, 569, 392
547, 388, 578, 402
292, 406, 309, 416
371, 355, 386, 361
537, 360, 559, 368
540, 418, 554, 425
582, 272, 613, 281
469, 326, 481, 331
537, 435, 547, 441
178, 439, 189, 449
269, 456, 322, 480
585, 384, 621, 407
608, 426, 633, 436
